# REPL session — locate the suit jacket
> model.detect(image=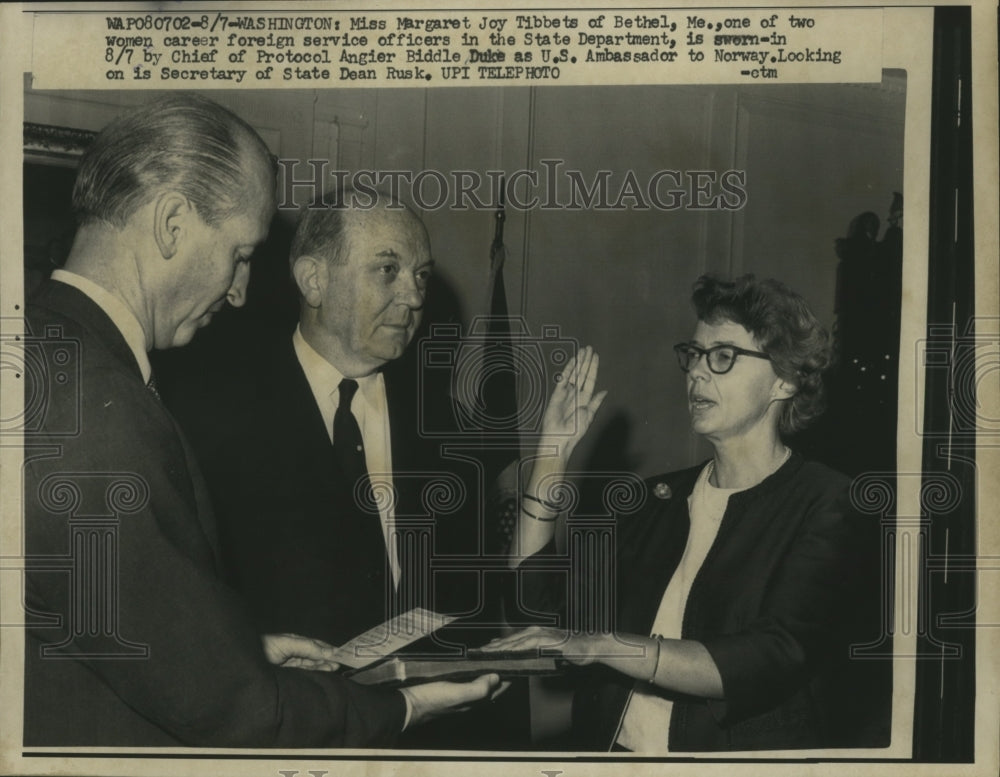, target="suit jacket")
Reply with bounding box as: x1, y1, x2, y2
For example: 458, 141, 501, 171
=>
522, 454, 887, 751
22, 281, 406, 747
168, 335, 489, 648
